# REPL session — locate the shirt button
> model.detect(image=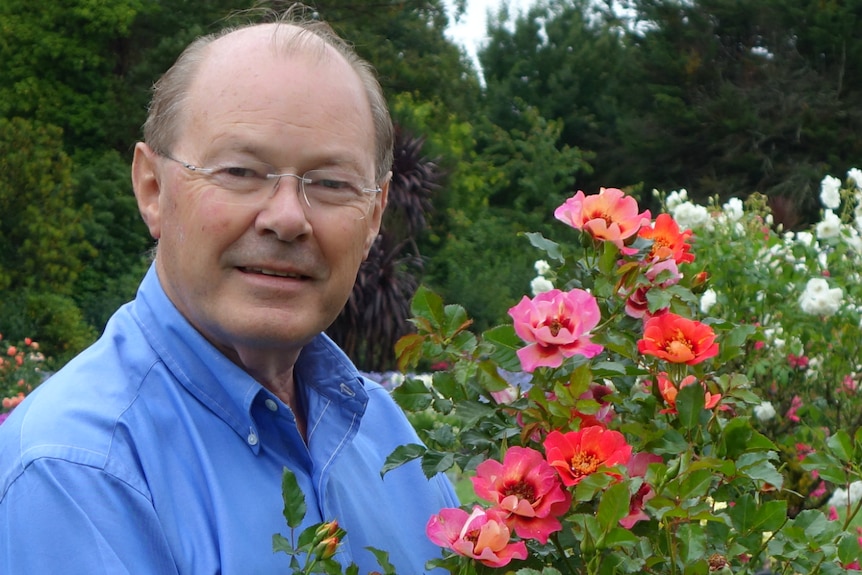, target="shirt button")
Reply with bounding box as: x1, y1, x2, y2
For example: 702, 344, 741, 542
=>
265, 398, 278, 412
247, 430, 258, 446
